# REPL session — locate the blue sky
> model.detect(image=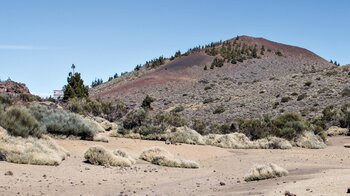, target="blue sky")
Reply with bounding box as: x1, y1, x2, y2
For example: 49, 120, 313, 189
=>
0, 0, 349, 97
